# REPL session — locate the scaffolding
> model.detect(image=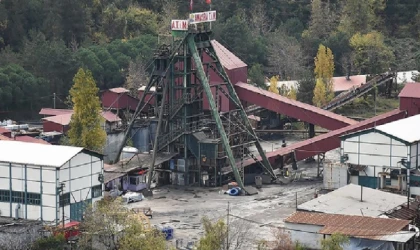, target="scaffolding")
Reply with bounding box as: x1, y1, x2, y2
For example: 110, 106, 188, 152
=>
116, 21, 274, 192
